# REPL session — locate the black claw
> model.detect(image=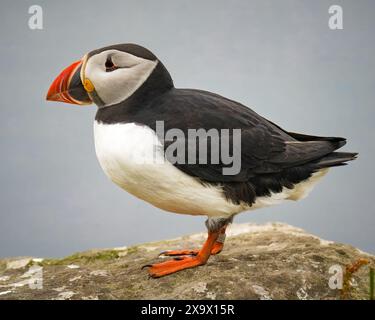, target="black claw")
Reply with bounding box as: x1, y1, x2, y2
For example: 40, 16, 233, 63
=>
158, 251, 169, 257
173, 256, 184, 261
141, 264, 152, 270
